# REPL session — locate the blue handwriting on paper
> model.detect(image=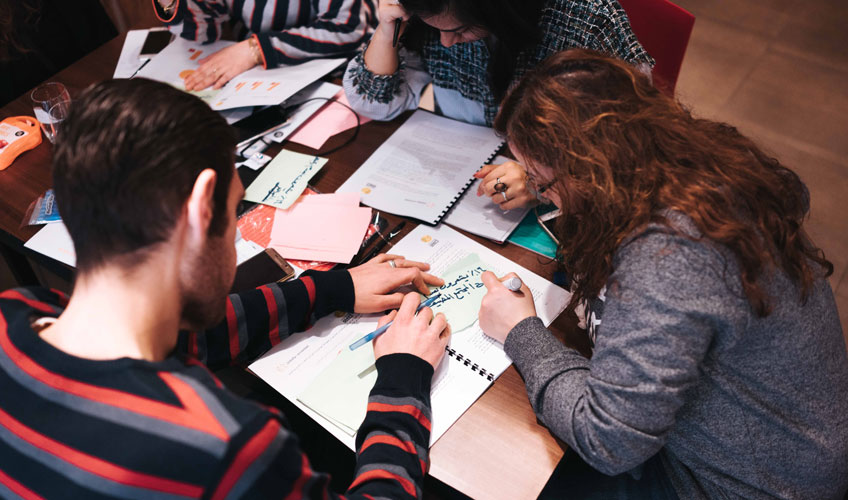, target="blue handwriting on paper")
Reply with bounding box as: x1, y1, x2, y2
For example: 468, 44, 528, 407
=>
431, 266, 486, 307
262, 156, 323, 205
